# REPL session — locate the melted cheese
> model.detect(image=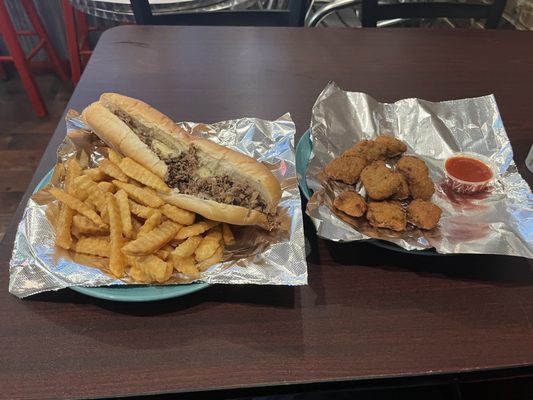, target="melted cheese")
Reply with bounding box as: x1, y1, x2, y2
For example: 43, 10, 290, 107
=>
151, 140, 174, 158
